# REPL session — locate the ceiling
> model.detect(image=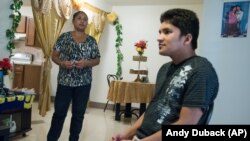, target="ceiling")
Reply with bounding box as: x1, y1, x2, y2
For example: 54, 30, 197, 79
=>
101, 0, 203, 6
23, 0, 203, 6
